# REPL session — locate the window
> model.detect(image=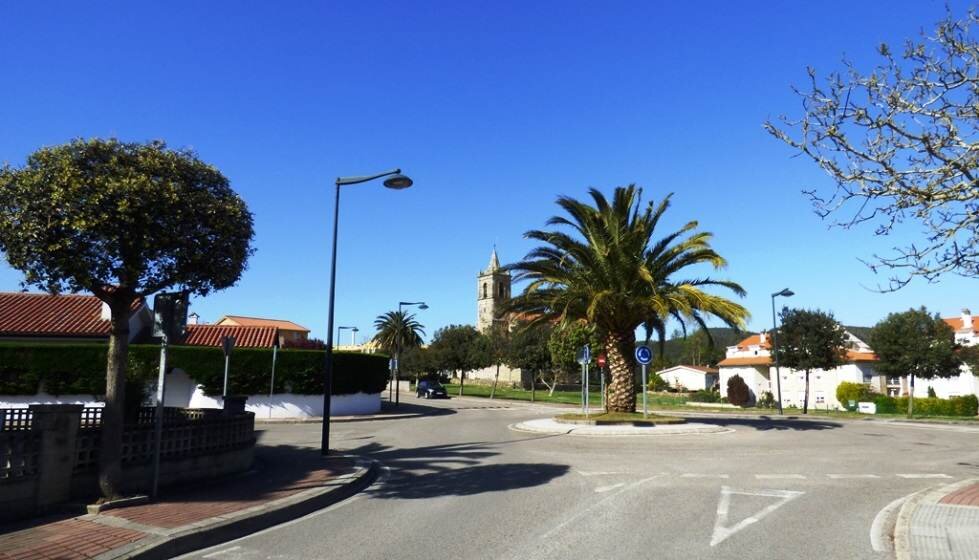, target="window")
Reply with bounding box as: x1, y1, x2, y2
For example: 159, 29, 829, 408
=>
482, 283, 488, 299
